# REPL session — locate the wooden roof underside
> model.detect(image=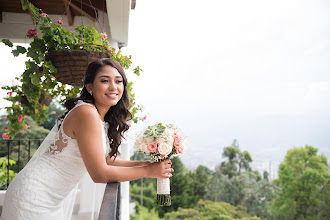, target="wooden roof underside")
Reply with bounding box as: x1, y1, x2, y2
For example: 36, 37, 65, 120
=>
0, 0, 107, 25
